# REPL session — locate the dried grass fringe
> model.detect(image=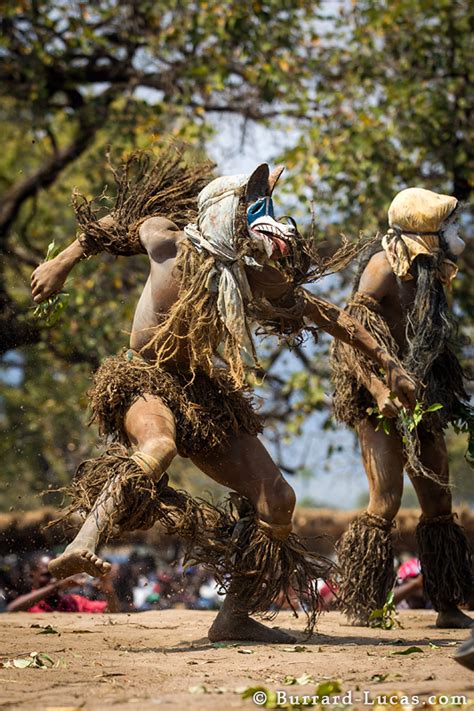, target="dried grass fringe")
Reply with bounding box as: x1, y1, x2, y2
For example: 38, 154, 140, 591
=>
88, 352, 263, 457
330, 293, 401, 427
336, 512, 395, 625
140, 240, 251, 389
330, 293, 454, 484
74, 143, 375, 388
416, 514, 473, 610
140, 241, 369, 390
192, 496, 335, 635
73, 143, 215, 257
56, 450, 333, 634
